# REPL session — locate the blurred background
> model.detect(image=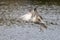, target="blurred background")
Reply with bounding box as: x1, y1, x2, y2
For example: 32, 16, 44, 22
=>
0, 0, 60, 5
0, 0, 60, 40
